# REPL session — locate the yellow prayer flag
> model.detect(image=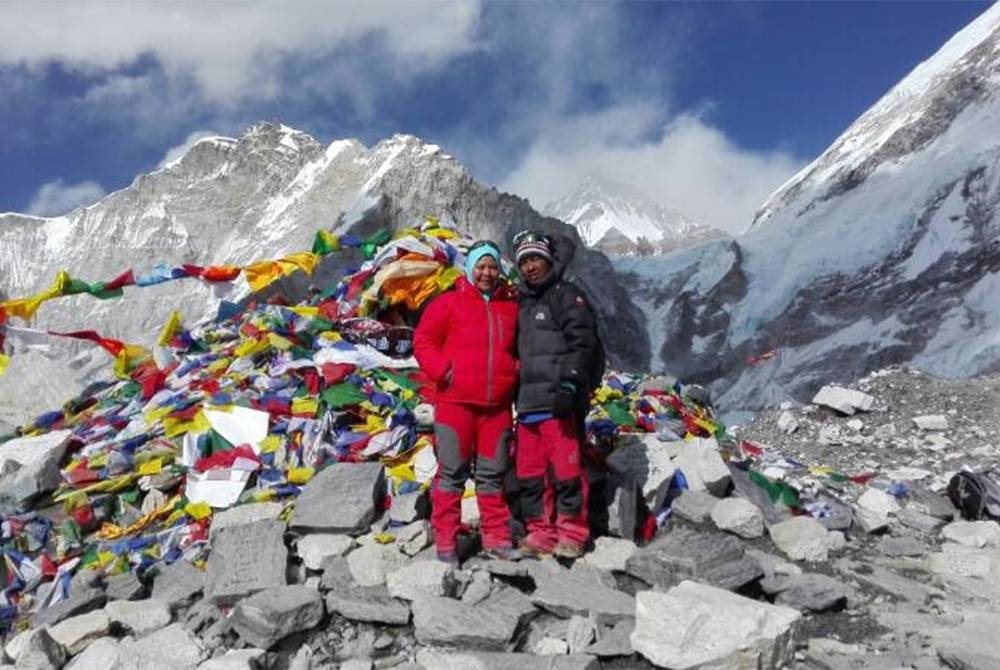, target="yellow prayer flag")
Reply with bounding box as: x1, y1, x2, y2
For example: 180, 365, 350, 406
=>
184, 501, 212, 520
287, 467, 314, 485
137, 458, 163, 475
